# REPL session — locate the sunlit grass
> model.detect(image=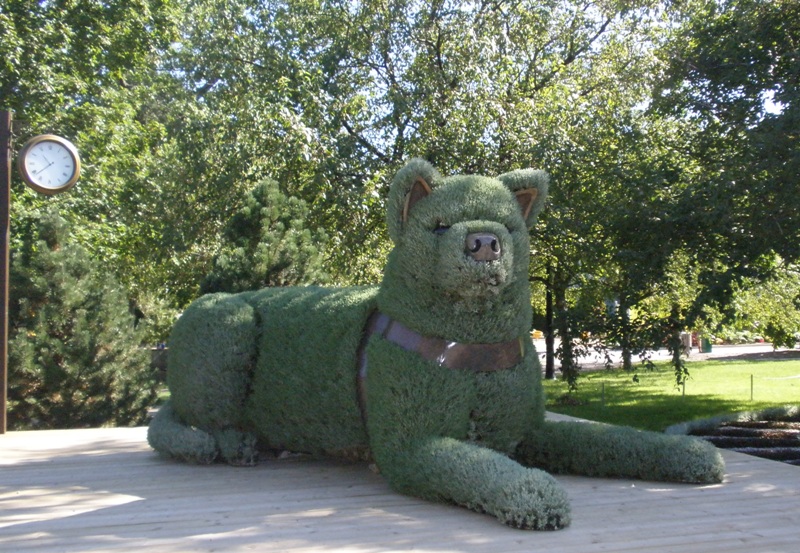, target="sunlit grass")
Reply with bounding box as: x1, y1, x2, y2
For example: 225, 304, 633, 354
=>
543, 359, 800, 431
